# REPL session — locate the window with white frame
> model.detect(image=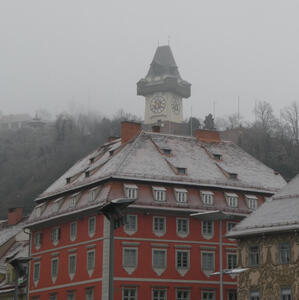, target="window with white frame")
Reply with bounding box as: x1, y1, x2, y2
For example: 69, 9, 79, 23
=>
123, 248, 138, 268
152, 289, 166, 300
67, 291, 76, 300
88, 217, 96, 237
176, 290, 190, 300
34, 232, 43, 249
227, 253, 237, 269
202, 220, 214, 237
225, 193, 238, 208
33, 262, 40, 283
176, 218, 189, 237
69, 254, 76, 279
227, 290, 237, 300
70, 222, 77, 241
51, 227, 60, 246
281, 288, 292, 300
87, 250, 95, 275
176, 250, 190, 270
152, 249, 166, 269
153, 187, 166, 202
124, 184, 138, 200
51, 257, 59, 282
202, 290, 215, 300
69, 193, 79, 209
123, 288, 137, 300
85, 287, 94, 300
175, 188, 188, 204
124, 215, 137, 234
246, 195, 258, 210
279, 243, 291, 264
249, 246, 259, 266
153, 217, 166, 236
88, 188, 97, 203
201, 191, 214, 206
250, 290, 260, 300
52, 198, 62, 213
201, 252, 215, 272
